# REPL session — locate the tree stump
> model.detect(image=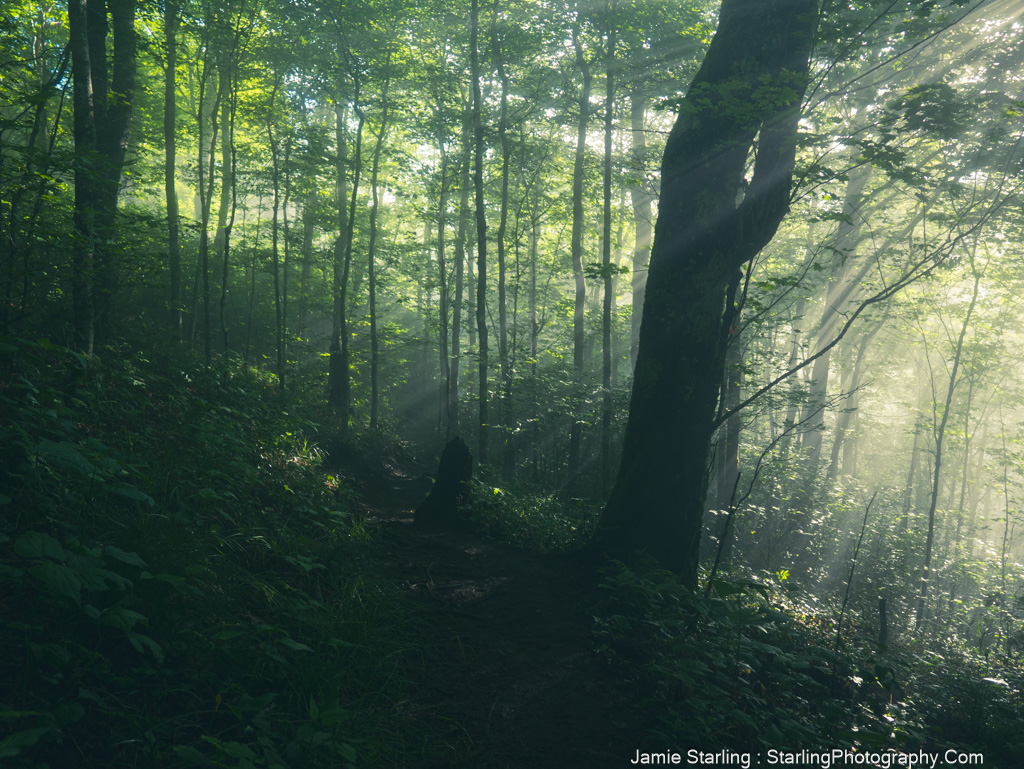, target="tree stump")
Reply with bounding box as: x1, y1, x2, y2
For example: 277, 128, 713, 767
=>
415, 437, 473, 525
